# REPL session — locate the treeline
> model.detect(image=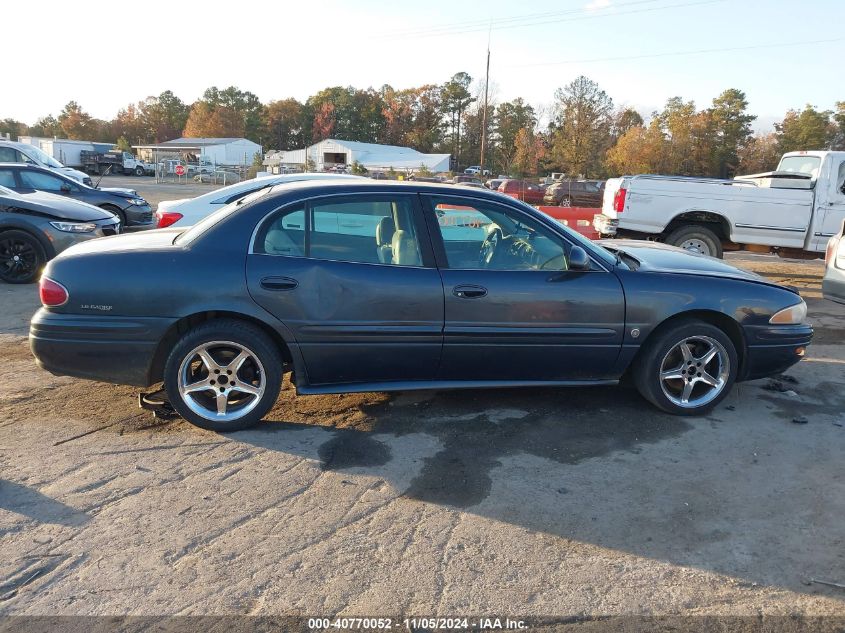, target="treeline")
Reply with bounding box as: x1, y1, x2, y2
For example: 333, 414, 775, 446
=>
2, 75, 844, 178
